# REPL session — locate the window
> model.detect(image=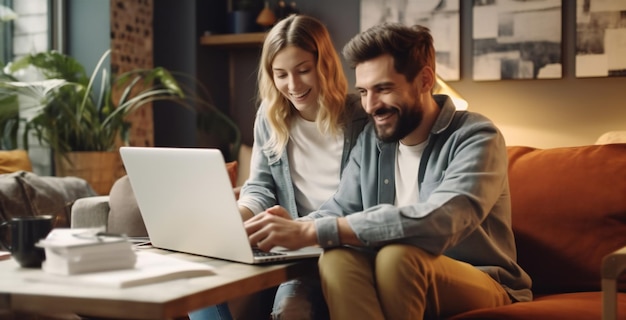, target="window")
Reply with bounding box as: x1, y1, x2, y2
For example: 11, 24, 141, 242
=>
1, 0, 56, 65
